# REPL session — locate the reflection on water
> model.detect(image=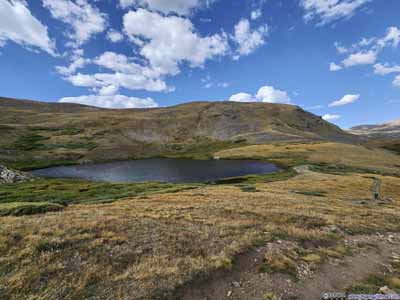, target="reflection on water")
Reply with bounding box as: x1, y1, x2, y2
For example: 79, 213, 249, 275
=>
32, 158, 279, 183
